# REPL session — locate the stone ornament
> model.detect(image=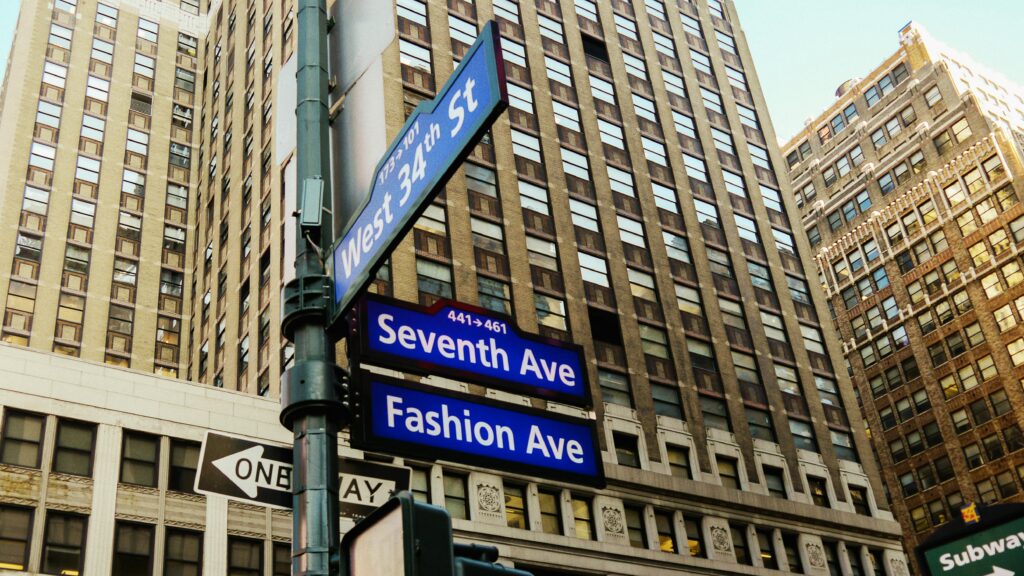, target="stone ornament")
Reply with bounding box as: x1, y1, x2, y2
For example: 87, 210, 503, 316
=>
476, 484, 501, 513
806, 542, 826, 568
602, 506, 625, 534
889, 557, 909, 576
710, 525, 732, 552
